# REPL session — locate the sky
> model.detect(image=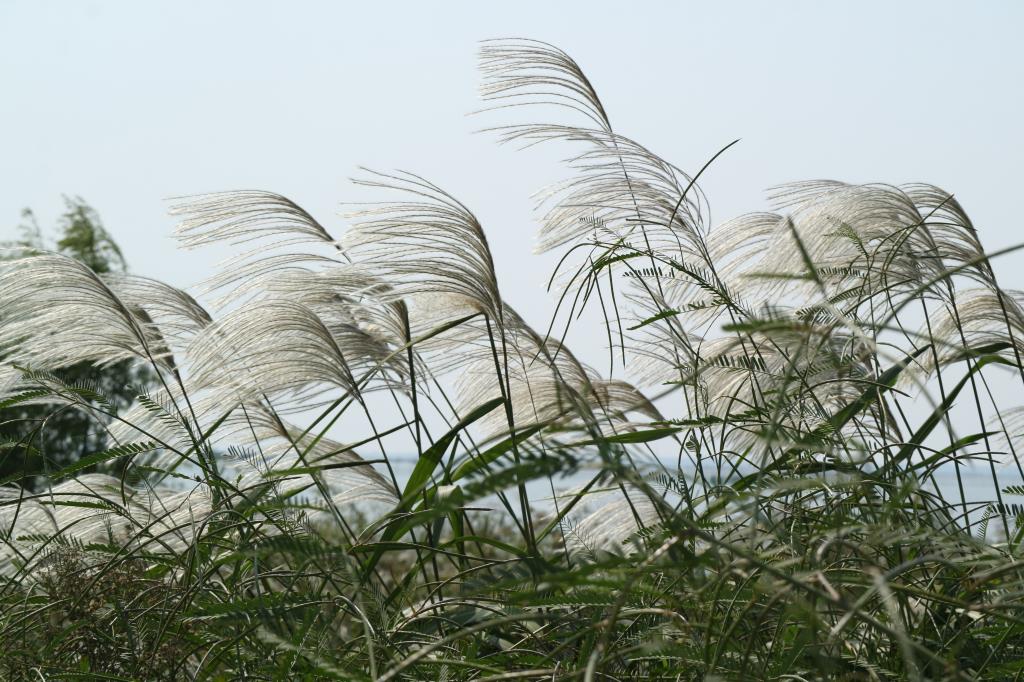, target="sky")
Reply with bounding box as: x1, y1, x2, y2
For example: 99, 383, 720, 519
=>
2, 0, 1024, 376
